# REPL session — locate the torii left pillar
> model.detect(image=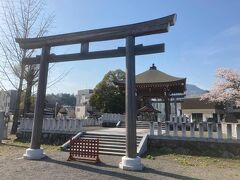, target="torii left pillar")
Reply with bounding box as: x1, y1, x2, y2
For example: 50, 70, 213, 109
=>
24, 46, 50, 159
119, 36, 143, 170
